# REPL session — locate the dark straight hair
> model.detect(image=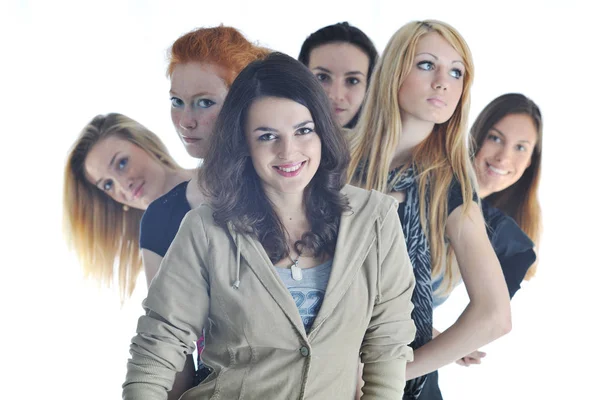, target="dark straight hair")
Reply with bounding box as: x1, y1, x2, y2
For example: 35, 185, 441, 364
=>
298, 22, 379, 128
